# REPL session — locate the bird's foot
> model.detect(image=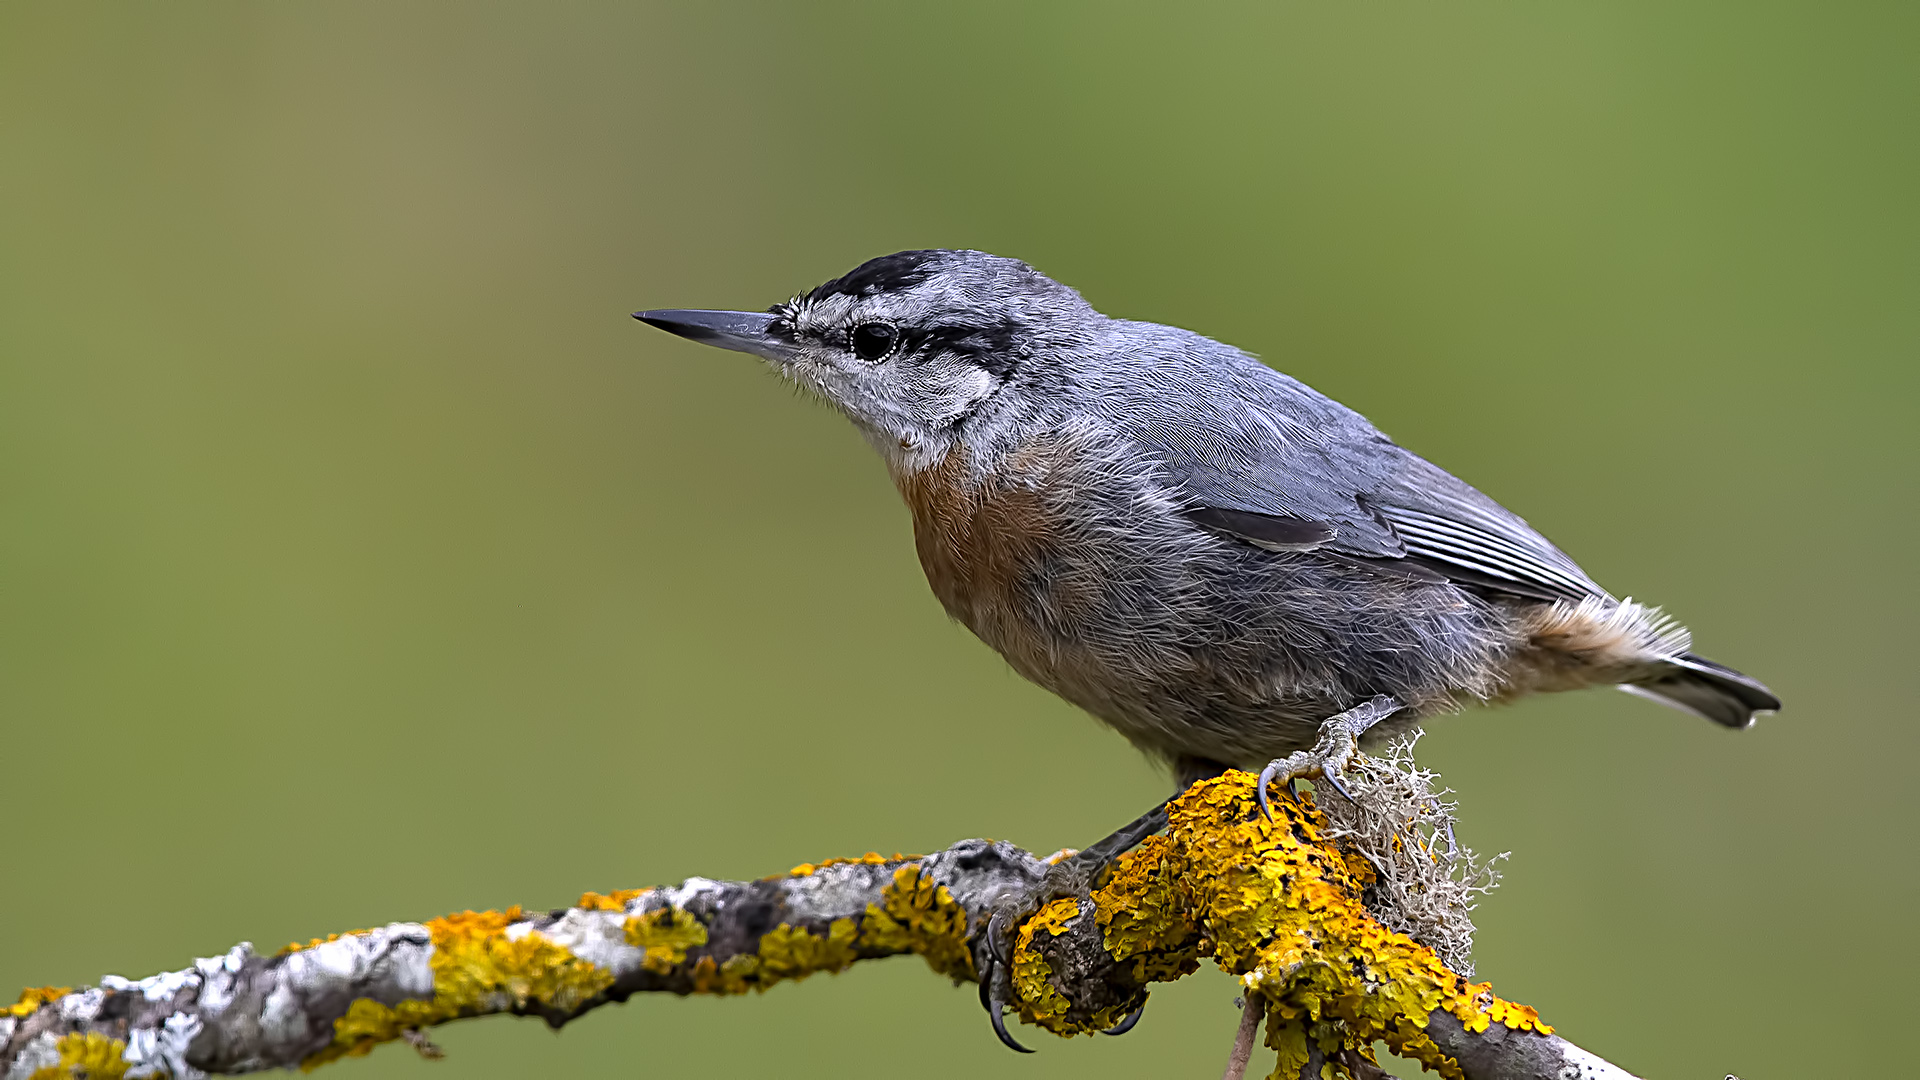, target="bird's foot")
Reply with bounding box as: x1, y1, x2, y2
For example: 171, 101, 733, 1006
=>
1256, 695, 1405, 820
973, 800, 1169, 1052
